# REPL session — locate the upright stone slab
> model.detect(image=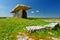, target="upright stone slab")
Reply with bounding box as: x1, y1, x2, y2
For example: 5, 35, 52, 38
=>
11, 4, 31, 18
